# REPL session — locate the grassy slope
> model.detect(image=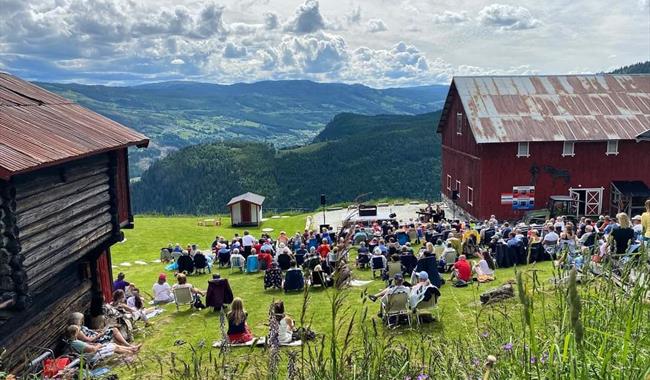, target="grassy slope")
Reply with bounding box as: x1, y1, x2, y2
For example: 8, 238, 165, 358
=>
111, 215, 554, 379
